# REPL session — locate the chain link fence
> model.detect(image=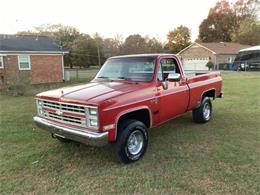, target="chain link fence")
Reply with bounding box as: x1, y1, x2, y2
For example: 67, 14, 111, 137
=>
64, 68, 100, 82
